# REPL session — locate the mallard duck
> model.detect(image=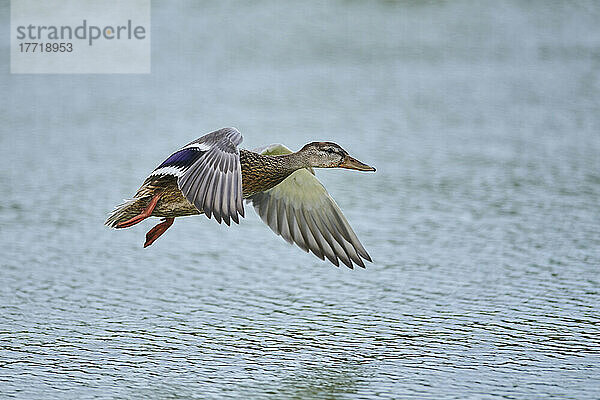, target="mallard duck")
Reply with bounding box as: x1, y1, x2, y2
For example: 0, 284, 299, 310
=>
106, 127, 376, 268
